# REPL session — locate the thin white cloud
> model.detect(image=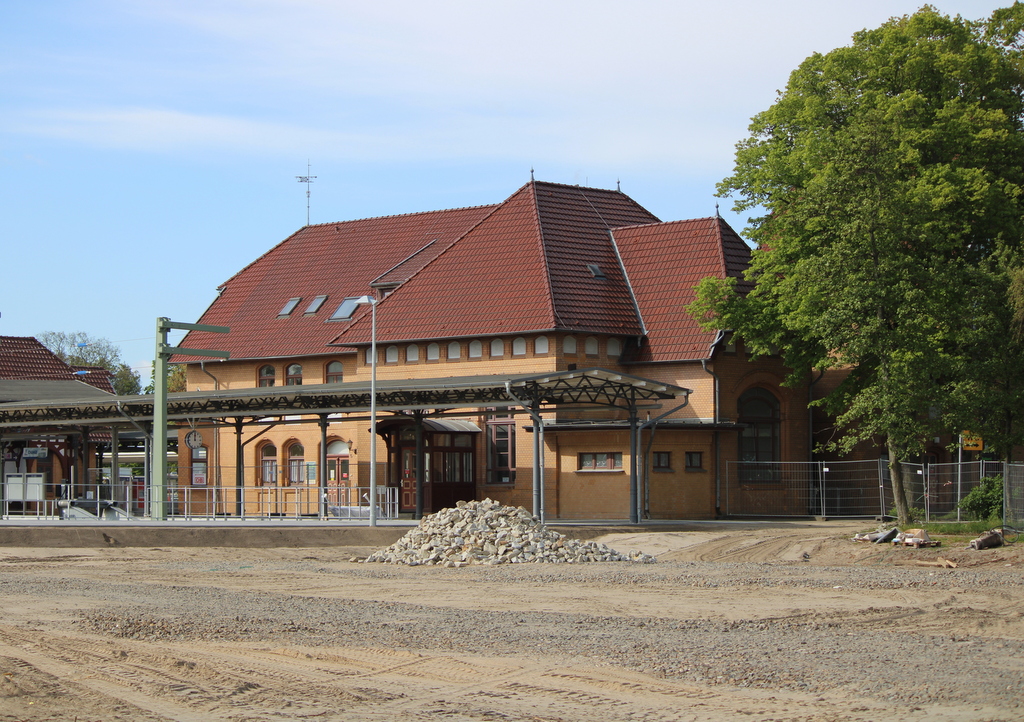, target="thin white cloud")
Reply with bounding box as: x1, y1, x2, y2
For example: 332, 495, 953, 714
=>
5, 1, 1008, 170
5, 103, 743, 170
